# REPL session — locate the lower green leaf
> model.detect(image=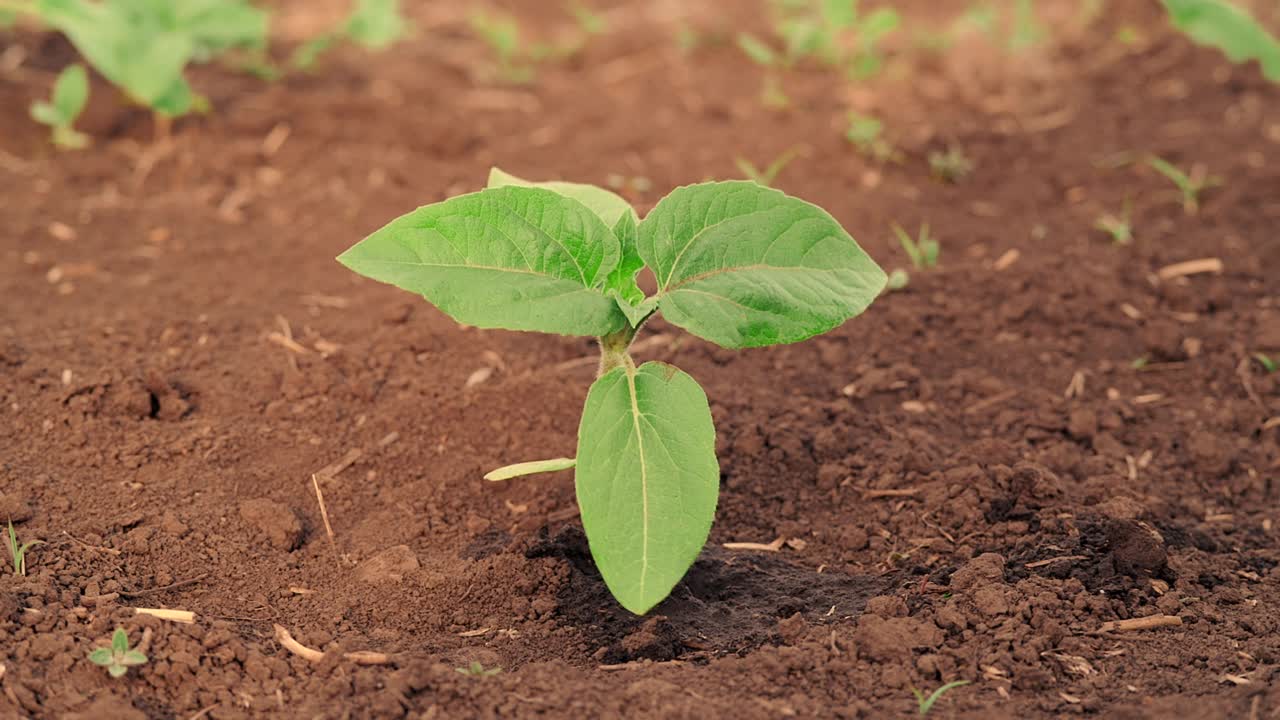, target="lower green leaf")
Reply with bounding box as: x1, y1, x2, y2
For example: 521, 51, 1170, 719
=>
575, 361, 719, 615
